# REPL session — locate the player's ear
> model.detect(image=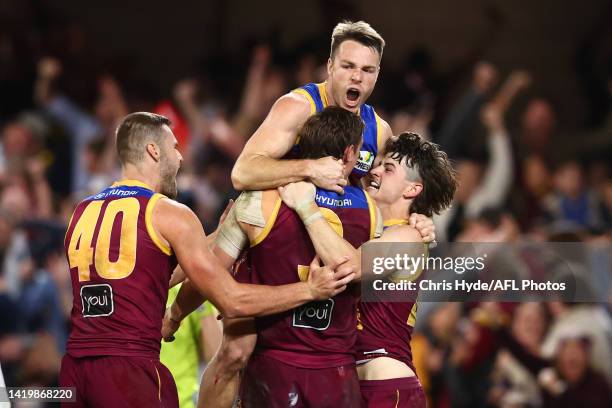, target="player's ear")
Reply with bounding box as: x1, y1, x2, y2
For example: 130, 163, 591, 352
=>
343, 145, 356, 163
327, 57, 333, 75
146, 142, 161, 162
403, 182, 423, 199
